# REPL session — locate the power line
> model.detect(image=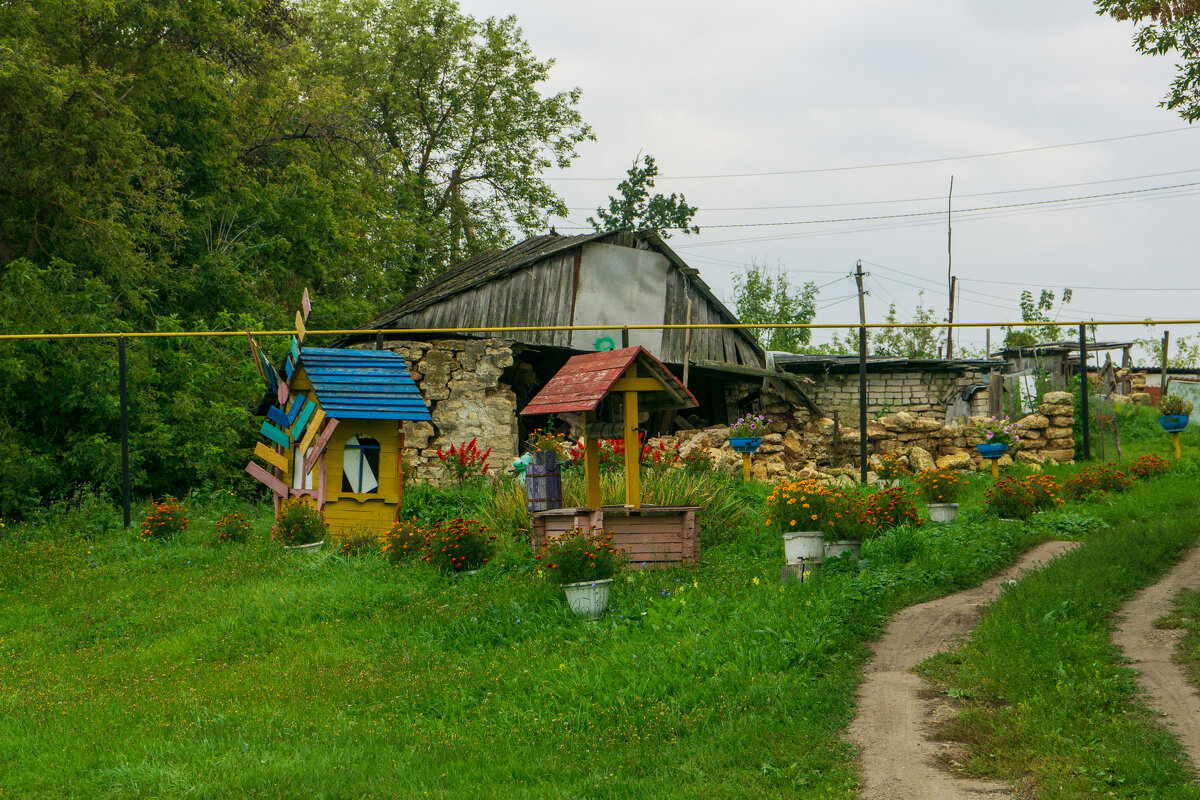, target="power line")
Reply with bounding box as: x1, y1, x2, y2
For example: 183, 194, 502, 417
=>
546, 127, 1198, 181
564, 165, 1200, 212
